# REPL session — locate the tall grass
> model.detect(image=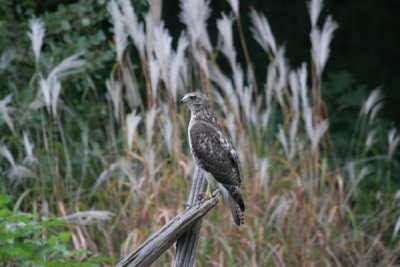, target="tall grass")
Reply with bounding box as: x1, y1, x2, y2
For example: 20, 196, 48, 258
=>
0, 0, 399, 266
